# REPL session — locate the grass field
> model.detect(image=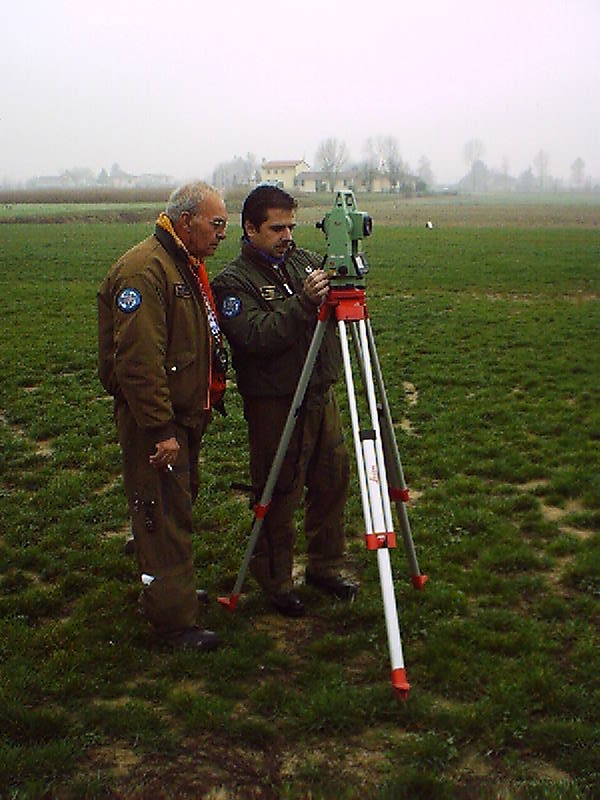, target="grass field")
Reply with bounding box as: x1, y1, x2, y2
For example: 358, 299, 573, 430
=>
0, 196, 598, 799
